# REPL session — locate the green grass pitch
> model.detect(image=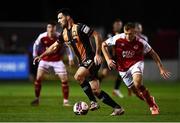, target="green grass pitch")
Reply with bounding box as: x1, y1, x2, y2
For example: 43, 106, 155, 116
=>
0, 78, 180, 122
